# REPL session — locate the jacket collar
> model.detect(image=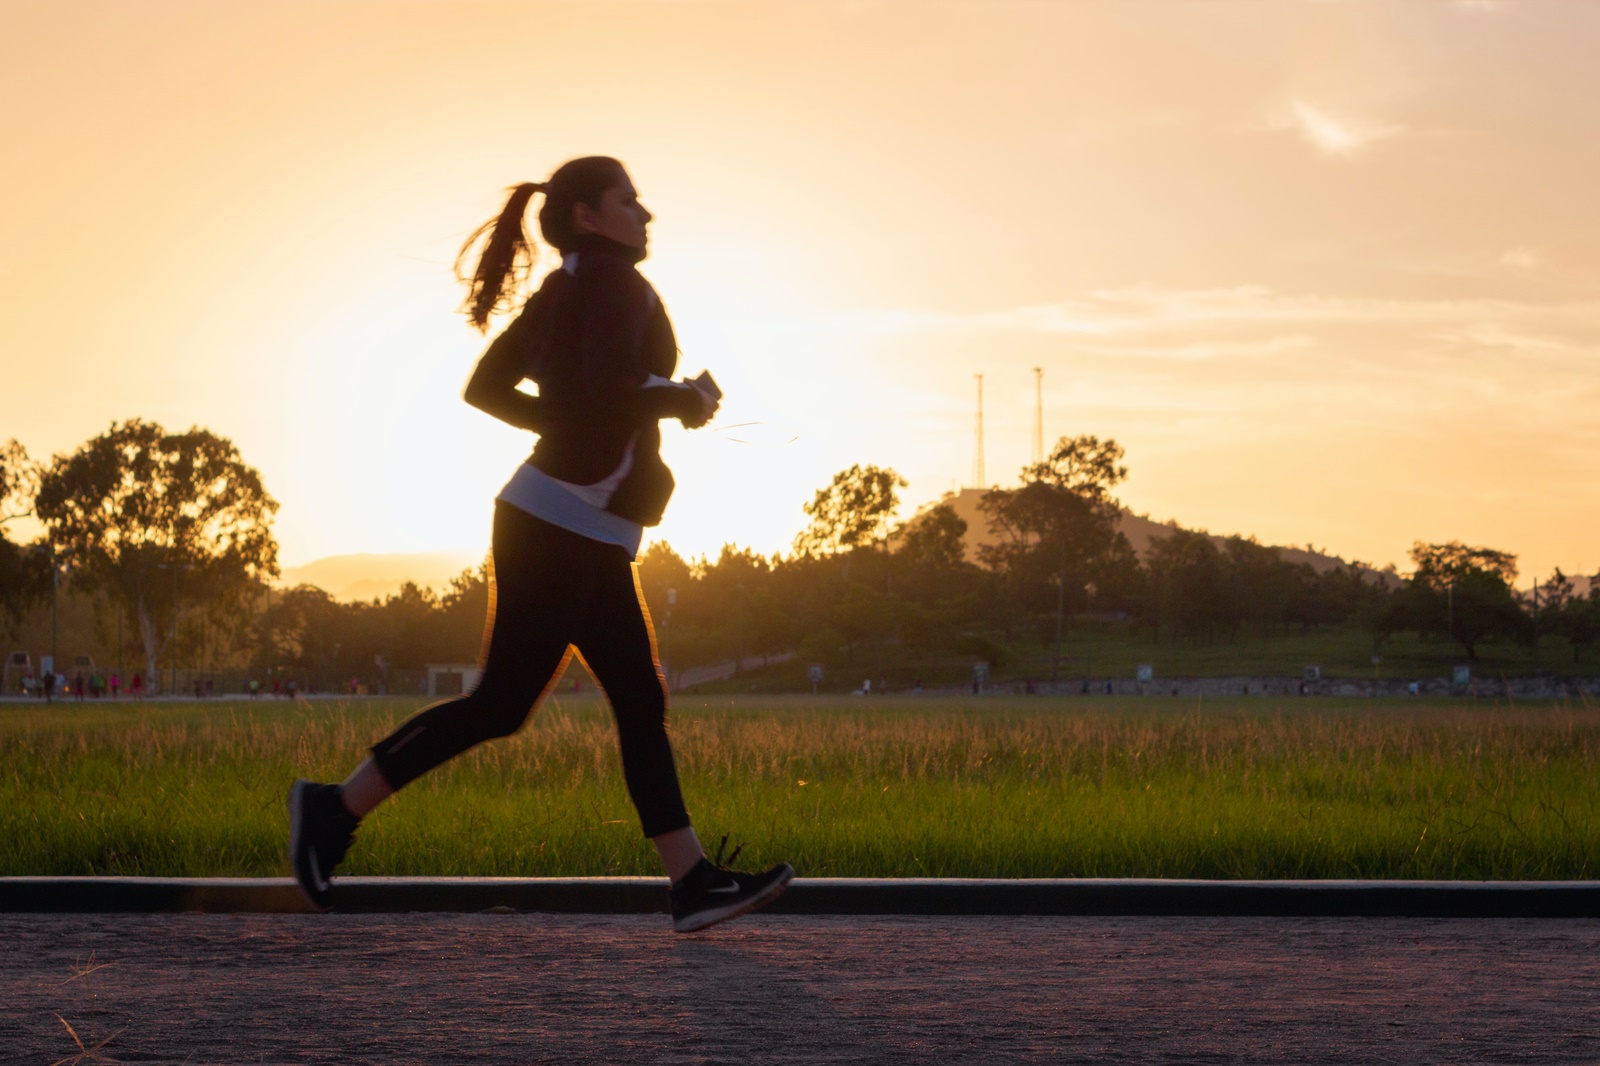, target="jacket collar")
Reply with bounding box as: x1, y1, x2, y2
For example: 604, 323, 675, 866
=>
566, 232, 648, 265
